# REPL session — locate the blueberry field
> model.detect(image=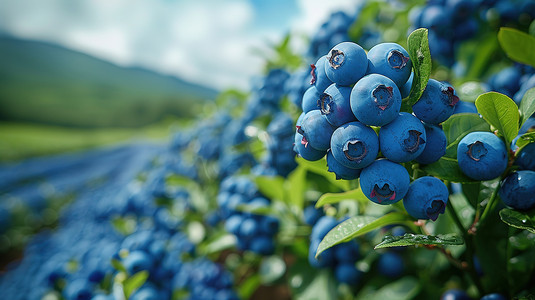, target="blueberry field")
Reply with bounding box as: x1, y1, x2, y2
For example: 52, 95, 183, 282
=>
2, 1, 535, 300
